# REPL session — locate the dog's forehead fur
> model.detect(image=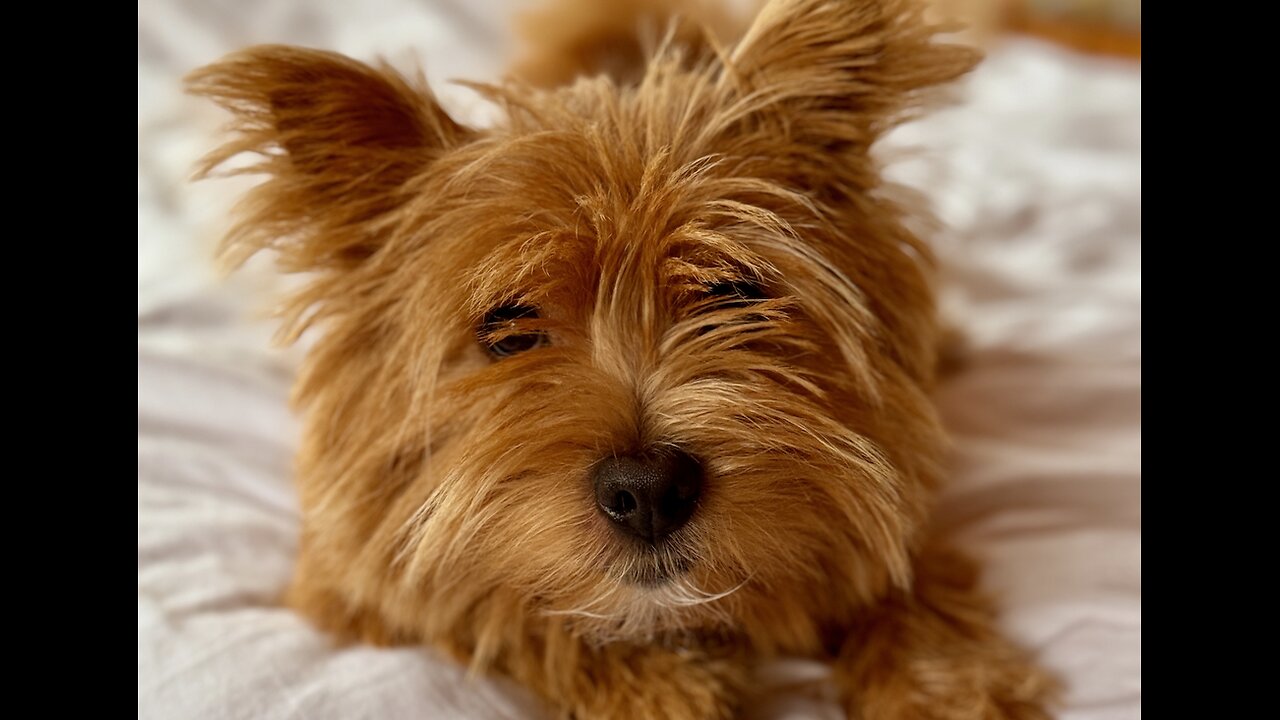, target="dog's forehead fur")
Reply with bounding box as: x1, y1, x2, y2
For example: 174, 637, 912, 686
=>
401, 81, 804, 310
